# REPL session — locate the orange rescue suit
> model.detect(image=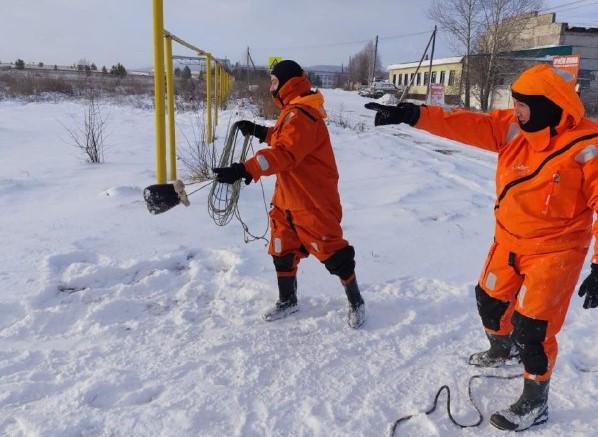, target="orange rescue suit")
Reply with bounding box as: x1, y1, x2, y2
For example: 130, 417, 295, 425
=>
244, 75, 349, 269
415, 64, 598, 381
